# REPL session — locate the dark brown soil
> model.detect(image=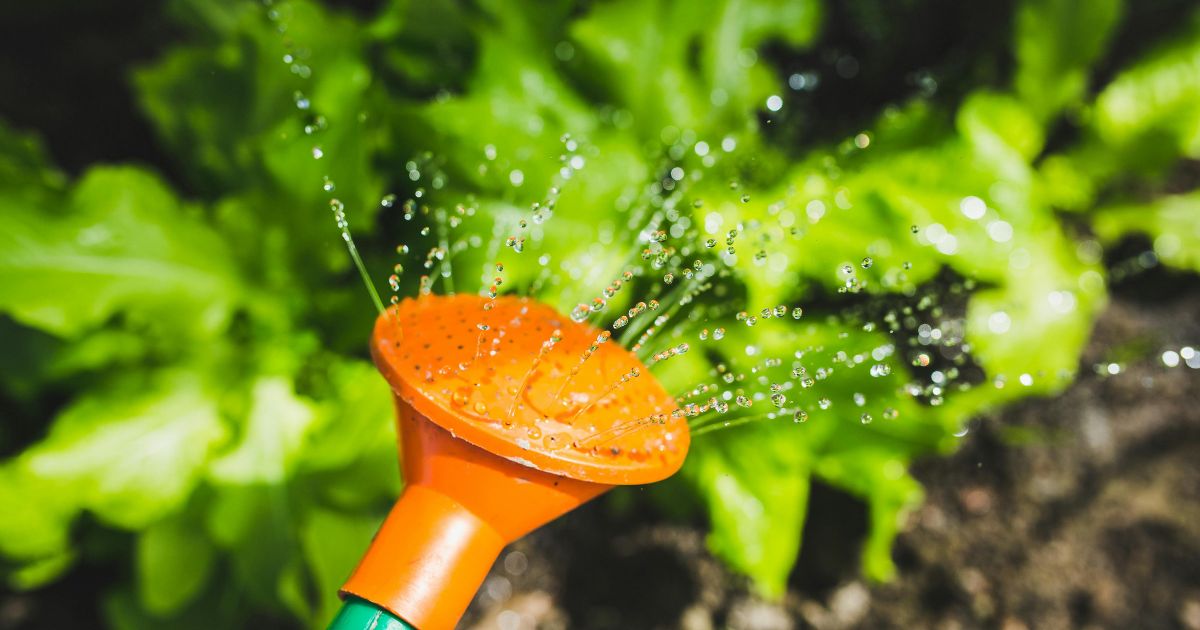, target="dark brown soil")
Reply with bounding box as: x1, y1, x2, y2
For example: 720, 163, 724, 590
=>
462, 280, 1200, 630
